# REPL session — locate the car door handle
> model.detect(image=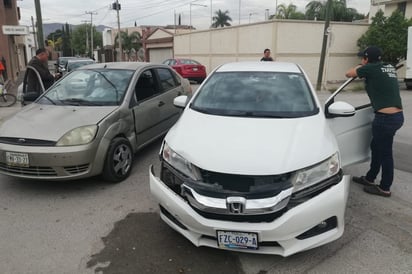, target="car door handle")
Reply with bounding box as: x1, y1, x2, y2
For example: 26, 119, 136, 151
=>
158, 101, 165, 107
